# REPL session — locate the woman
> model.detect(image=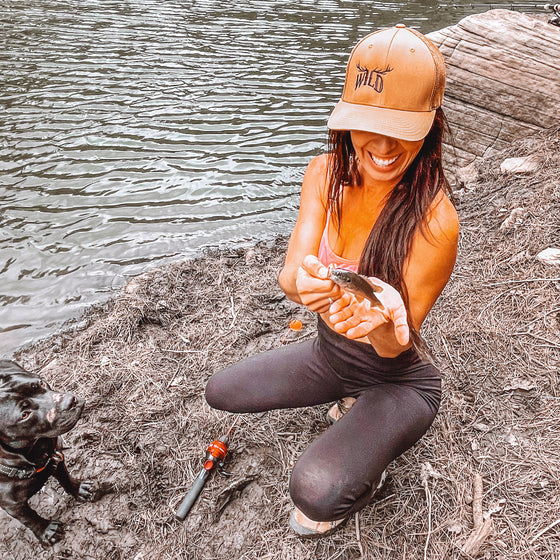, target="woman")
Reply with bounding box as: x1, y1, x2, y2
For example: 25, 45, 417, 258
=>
205, 24, 459, 537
